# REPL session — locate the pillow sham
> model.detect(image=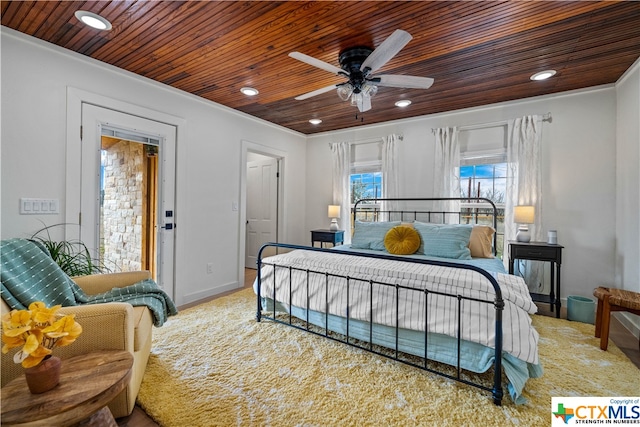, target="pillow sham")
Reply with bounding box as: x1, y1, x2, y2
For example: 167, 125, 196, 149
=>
351, 221, 401, 250
413, 222, 473, 260
468, 225, 495, 258
384, 226, 421, 255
